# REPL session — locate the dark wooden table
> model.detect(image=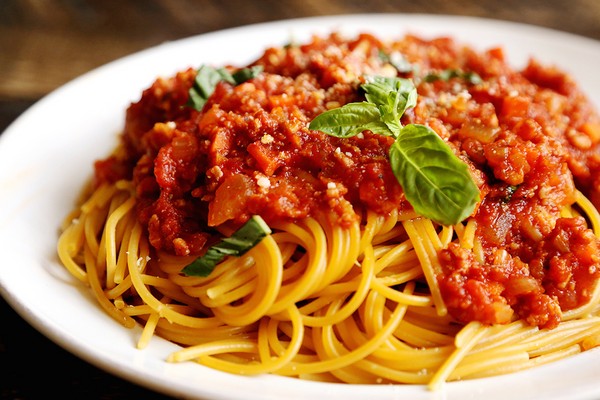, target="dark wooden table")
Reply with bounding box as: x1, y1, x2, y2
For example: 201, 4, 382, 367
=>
1, 1, 599, 398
